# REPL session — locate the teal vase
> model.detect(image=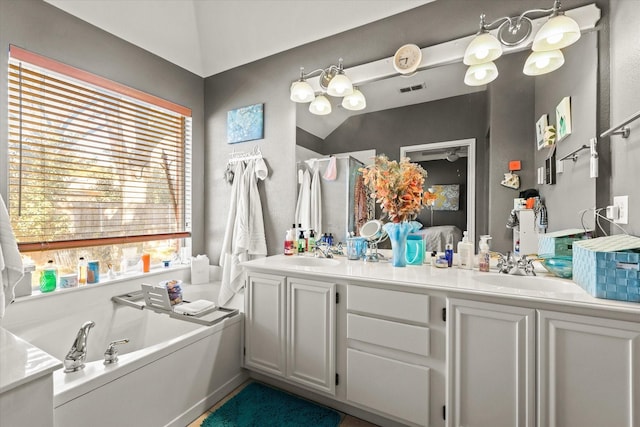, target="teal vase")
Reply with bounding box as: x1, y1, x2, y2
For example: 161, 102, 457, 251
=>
384, 221, 413, 267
